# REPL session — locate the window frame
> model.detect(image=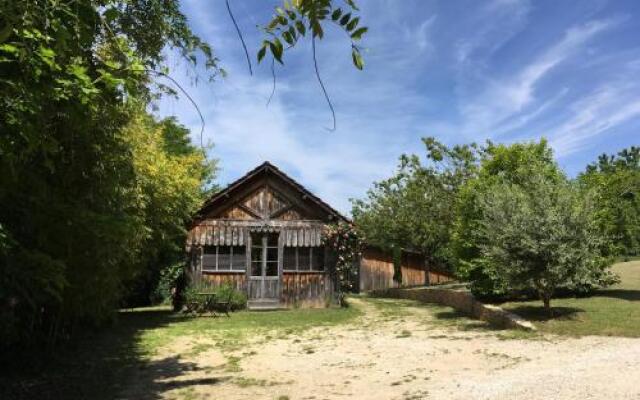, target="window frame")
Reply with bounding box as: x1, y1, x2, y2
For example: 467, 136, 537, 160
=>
201, 245, 247, 273
283, 246, 325, 273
